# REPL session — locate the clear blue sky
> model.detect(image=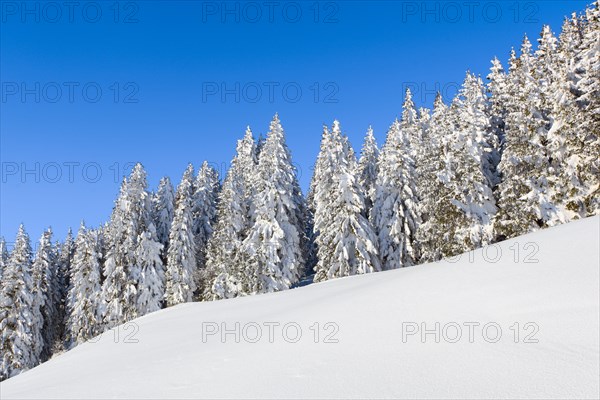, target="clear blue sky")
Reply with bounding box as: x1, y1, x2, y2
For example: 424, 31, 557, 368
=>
0, 0, 591, 244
